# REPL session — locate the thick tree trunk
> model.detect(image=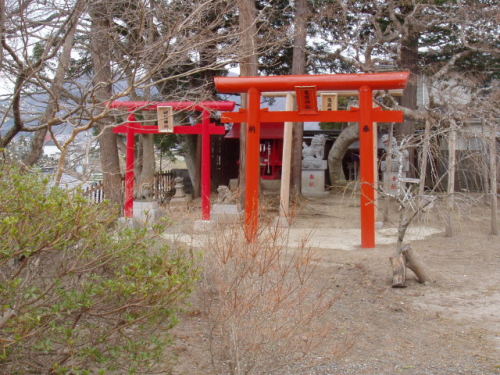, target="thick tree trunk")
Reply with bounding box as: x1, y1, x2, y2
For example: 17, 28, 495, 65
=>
398, 28, 419, 176
290, 0, 308, 196
183, 135, 201, 197
237, 0, 258, 207
382, 124, 394, 222
327, 123, 359, 184
137, 134, 155, 199
90, 4, 122, 206
24, 128, 48, 166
